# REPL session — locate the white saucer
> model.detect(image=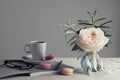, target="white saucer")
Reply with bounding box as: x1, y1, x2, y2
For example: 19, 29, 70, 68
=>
22, 57, 53, 64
